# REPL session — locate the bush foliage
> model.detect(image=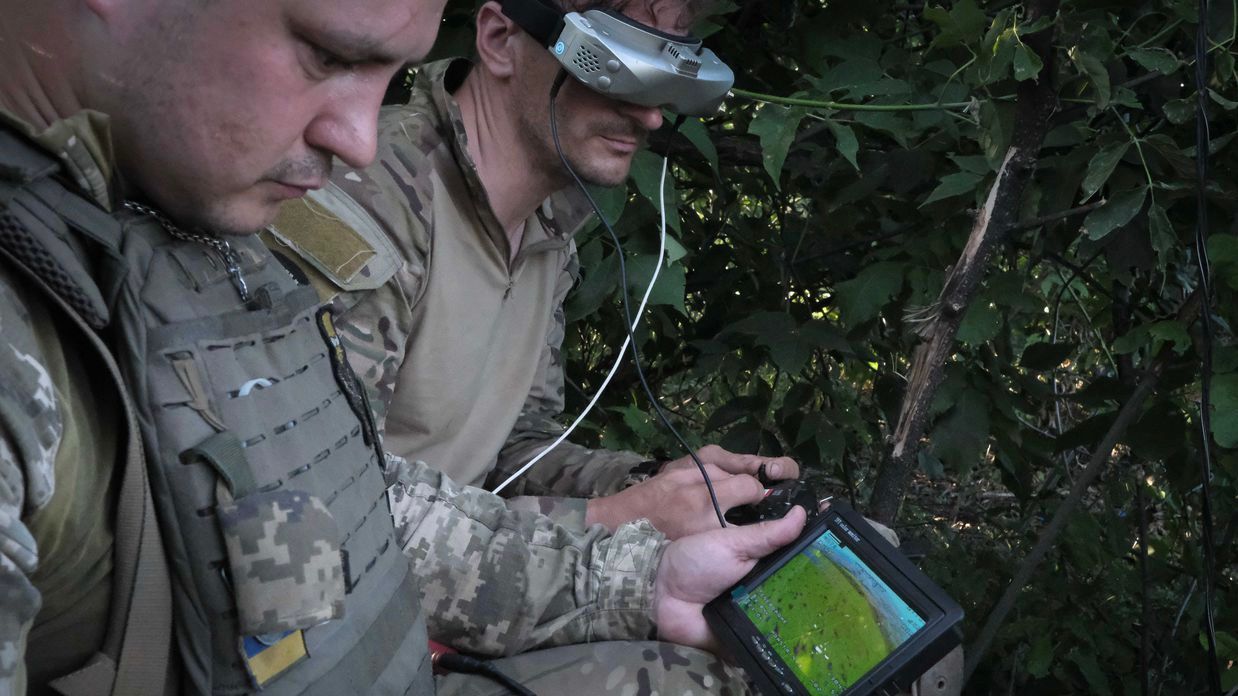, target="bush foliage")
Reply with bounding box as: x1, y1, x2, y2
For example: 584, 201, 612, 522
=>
431, 1, 1236, 692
